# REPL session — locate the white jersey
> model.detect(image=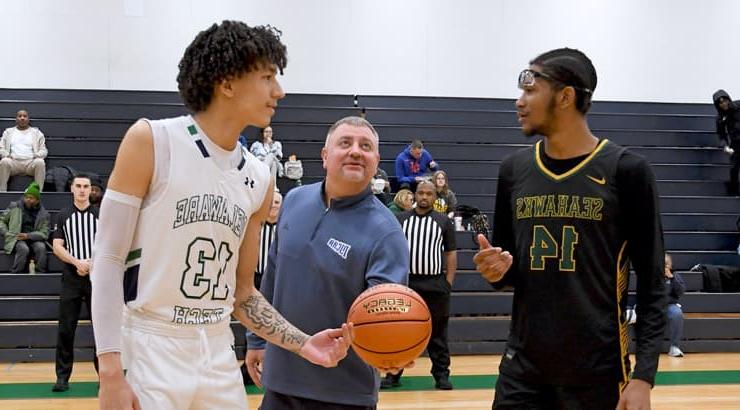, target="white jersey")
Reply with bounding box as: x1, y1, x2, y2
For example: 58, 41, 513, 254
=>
124, 115, 270, 327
